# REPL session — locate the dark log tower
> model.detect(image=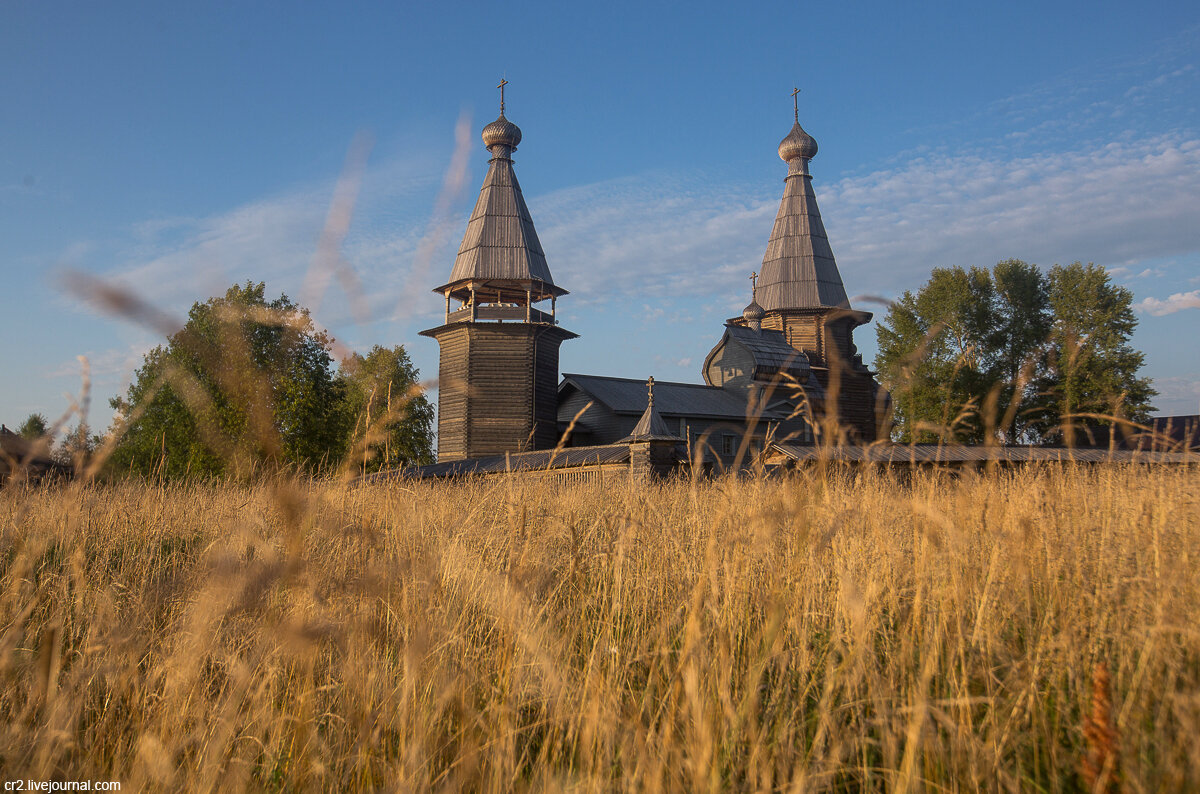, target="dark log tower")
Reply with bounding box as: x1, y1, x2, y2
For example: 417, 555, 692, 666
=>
420, 89, 576, 461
